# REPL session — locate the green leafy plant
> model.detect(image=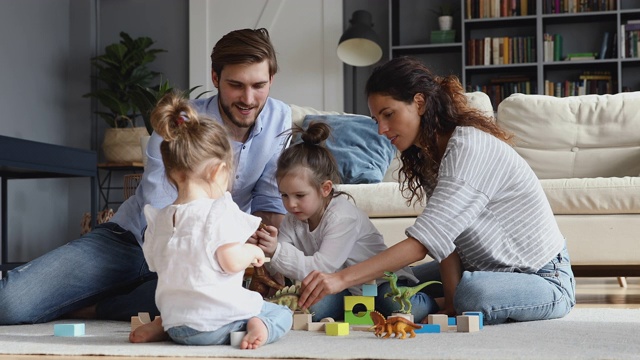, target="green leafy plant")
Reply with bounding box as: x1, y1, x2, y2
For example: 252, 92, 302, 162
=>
130, 80, 213, 135
83, 31, 166, 128
431, 4, 456, 16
